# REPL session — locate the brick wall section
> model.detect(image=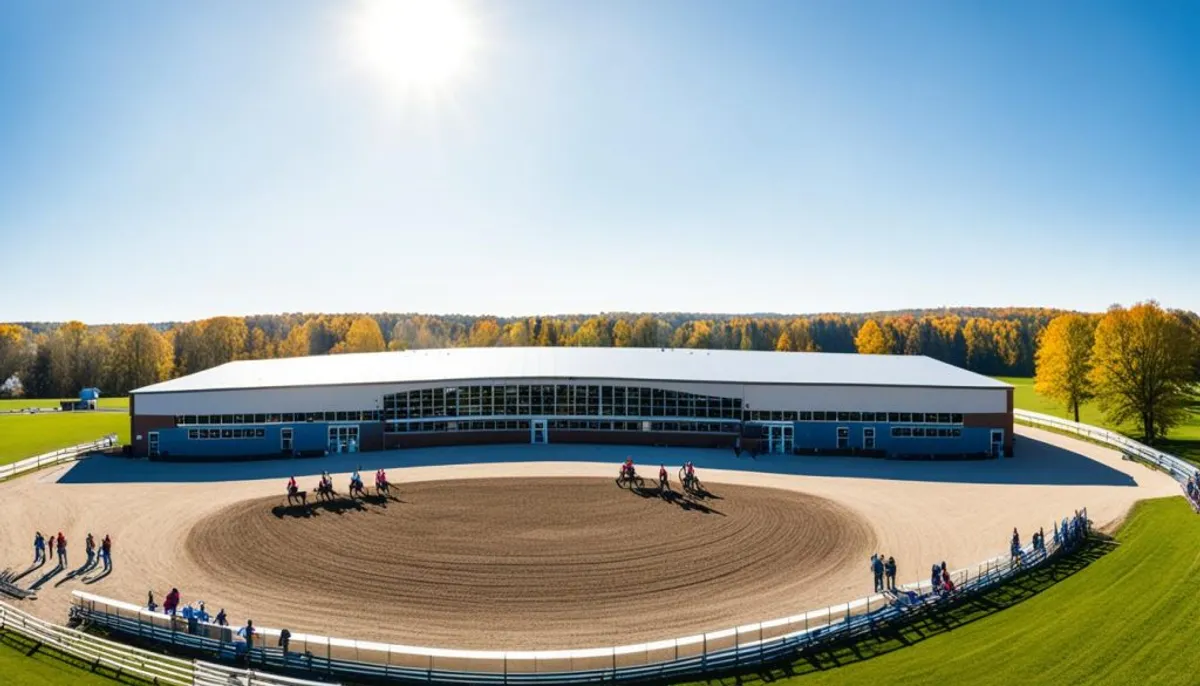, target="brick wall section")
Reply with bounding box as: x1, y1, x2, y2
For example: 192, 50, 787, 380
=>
131, 415, 176, 456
